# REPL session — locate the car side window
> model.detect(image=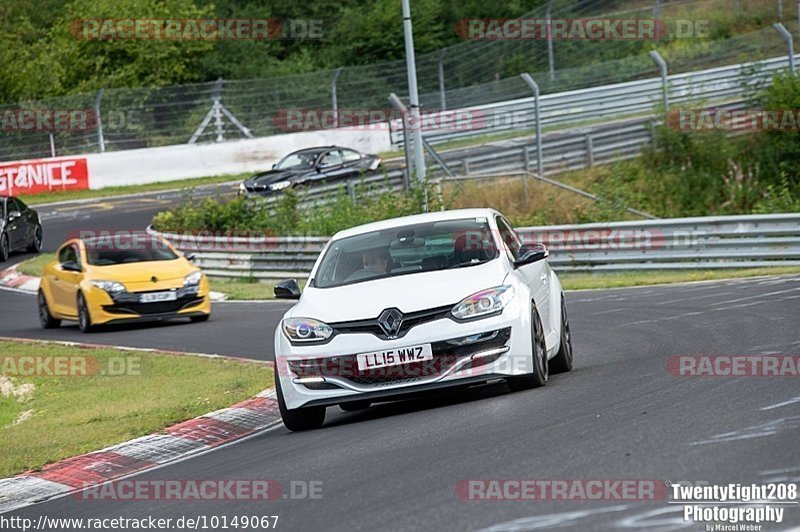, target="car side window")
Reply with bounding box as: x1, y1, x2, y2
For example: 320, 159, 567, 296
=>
341, 149, 361, 163
496, 216, 521, 261
7, 198, 20, 214
59, 245, 78, 265
319, 150, 343, 167
14, 198, 27, 211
